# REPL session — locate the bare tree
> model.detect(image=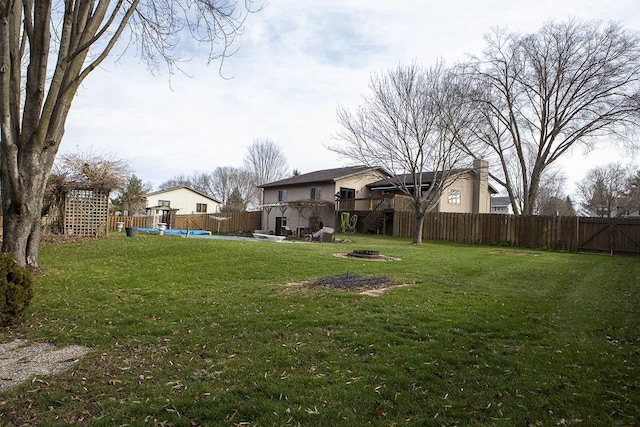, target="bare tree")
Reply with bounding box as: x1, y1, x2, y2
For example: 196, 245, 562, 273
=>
330, 63, 471, 244
220, 187, 248, 212
243, 138, 289, 208
533, 168, 574, 215
464, 20, 640, 215
535, 170, 576, 216
158, 166, 253, 209
0, 1, 257, 267
52, 151, 129, 191
211, 166, 253, 208
158, 174, 191, 192
577, 163, 631, 217
624, 169, 640, 215
43, 150, 129, 220
159, 171, 217, 197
